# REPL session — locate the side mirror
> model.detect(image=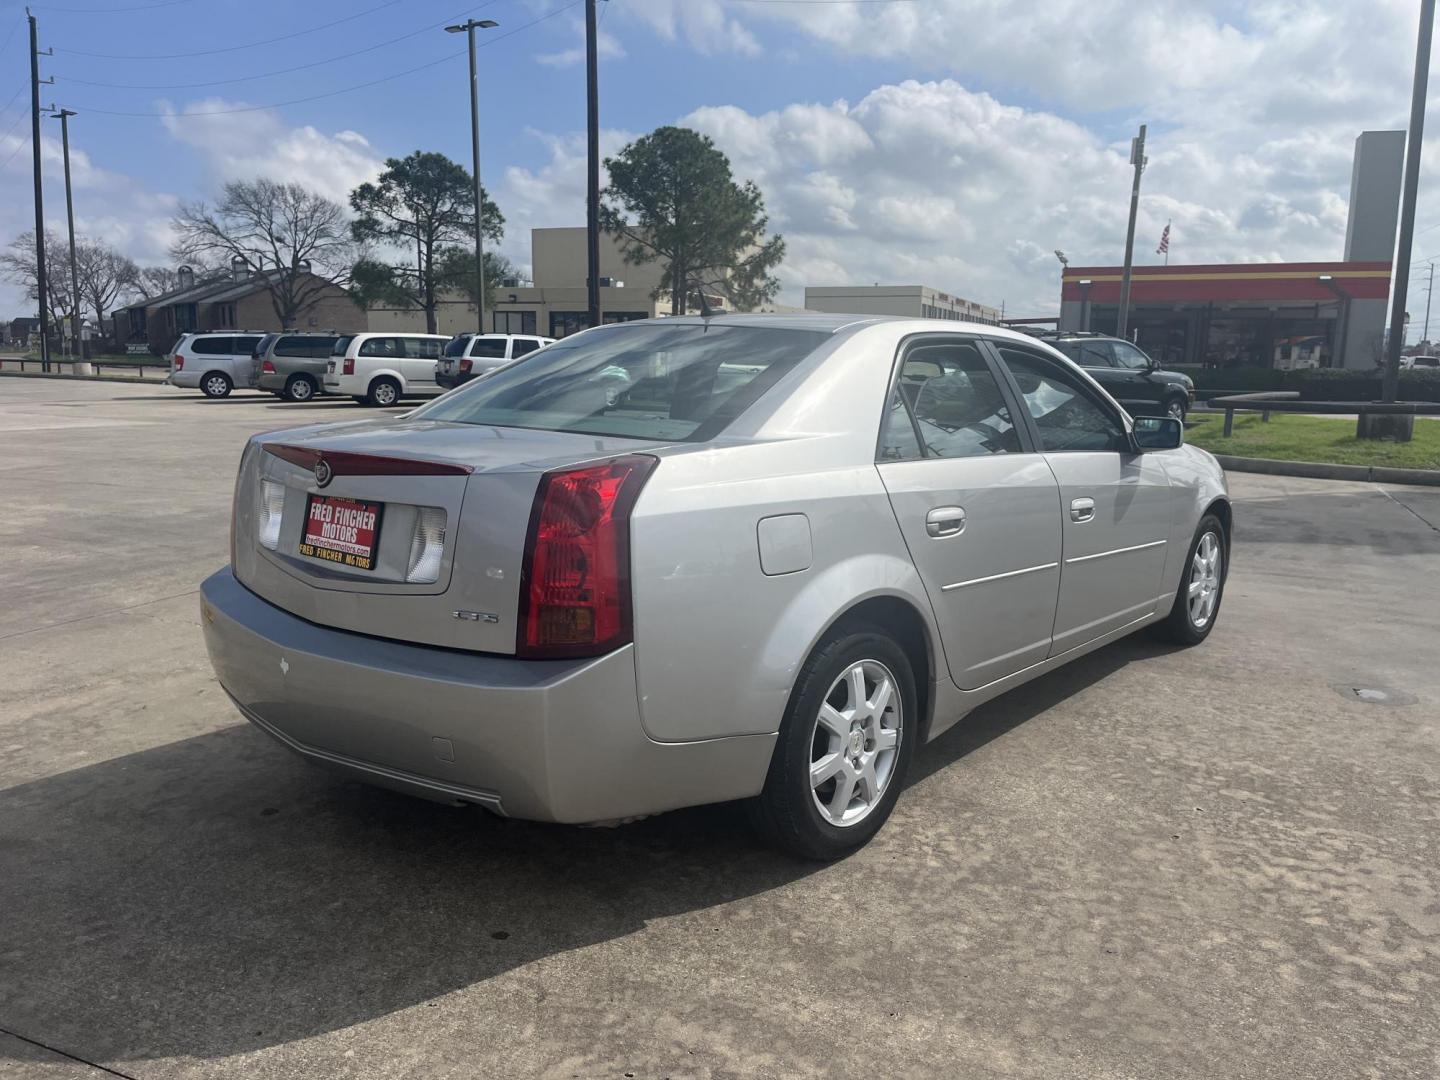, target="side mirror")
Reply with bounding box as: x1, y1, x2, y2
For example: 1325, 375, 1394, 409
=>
1146, 356, 1161, 372
1132, 416, 1183, 450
